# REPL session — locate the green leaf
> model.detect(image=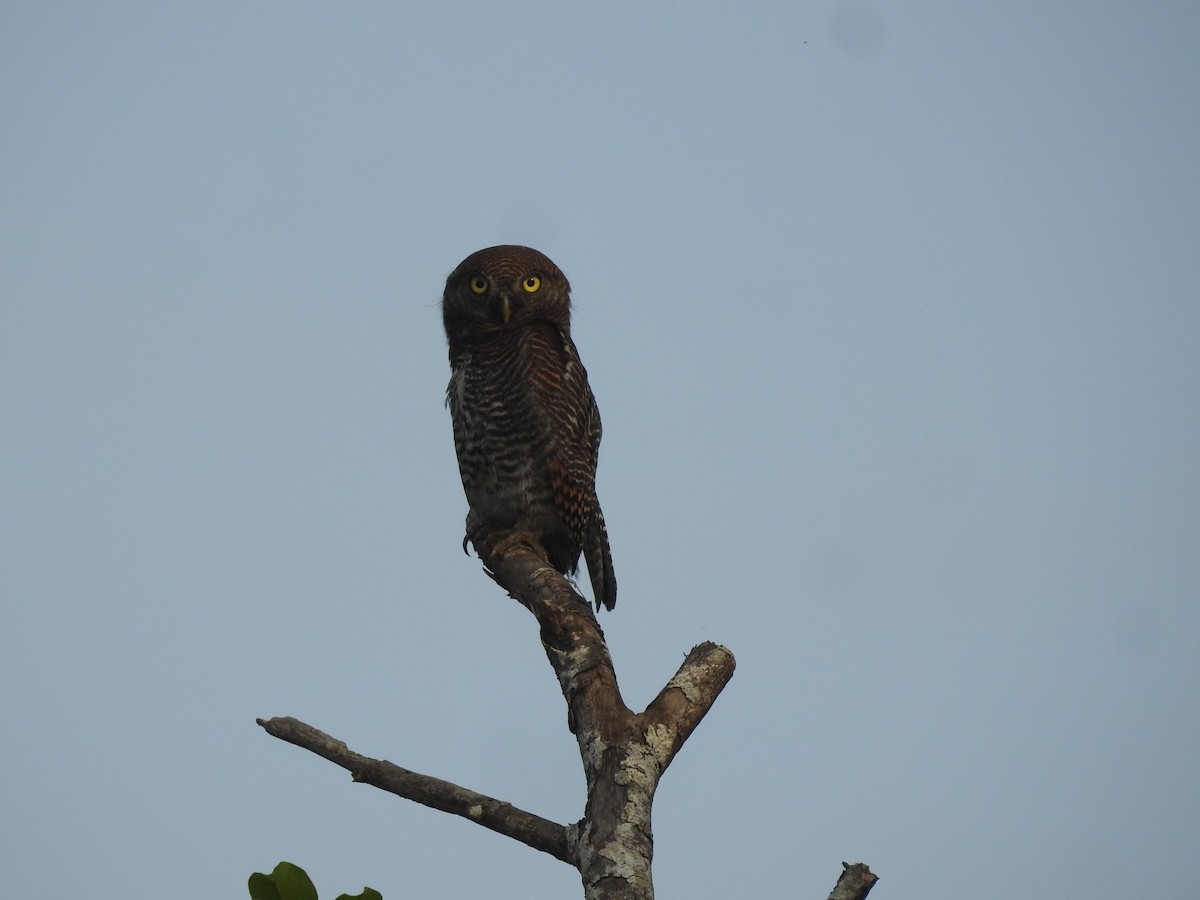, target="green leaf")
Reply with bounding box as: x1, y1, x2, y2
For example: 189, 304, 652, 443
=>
249, 860, 379, 900
269, 862, 319, 900
334, 890, 383, 900
248, 862, 319, 900
247, 872, 281, 900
